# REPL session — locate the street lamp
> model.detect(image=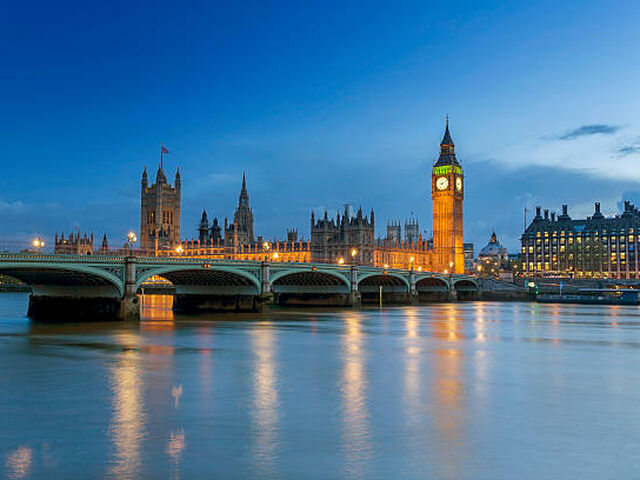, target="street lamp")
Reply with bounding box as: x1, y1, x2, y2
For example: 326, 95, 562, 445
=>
32, 238, 45, 254
127, 232, 137, 255
338, 257, 345, 265
351, 248, 358, 265
272, 252, 279, 260
175, 245, 184, 255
